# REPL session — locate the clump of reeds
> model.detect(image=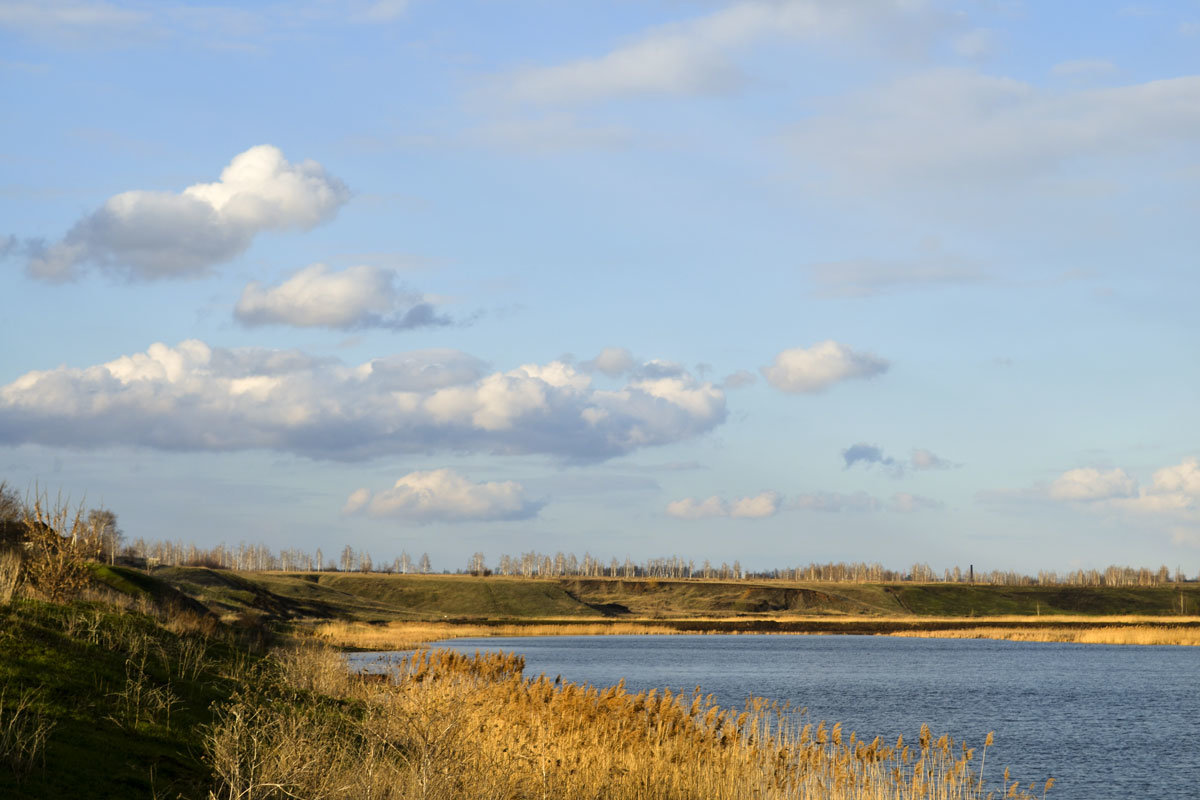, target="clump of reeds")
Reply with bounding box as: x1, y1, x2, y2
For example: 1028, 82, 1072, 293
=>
313, 619, 685, 650
205, 644, 1049, 800
891, 625, 1200, 646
